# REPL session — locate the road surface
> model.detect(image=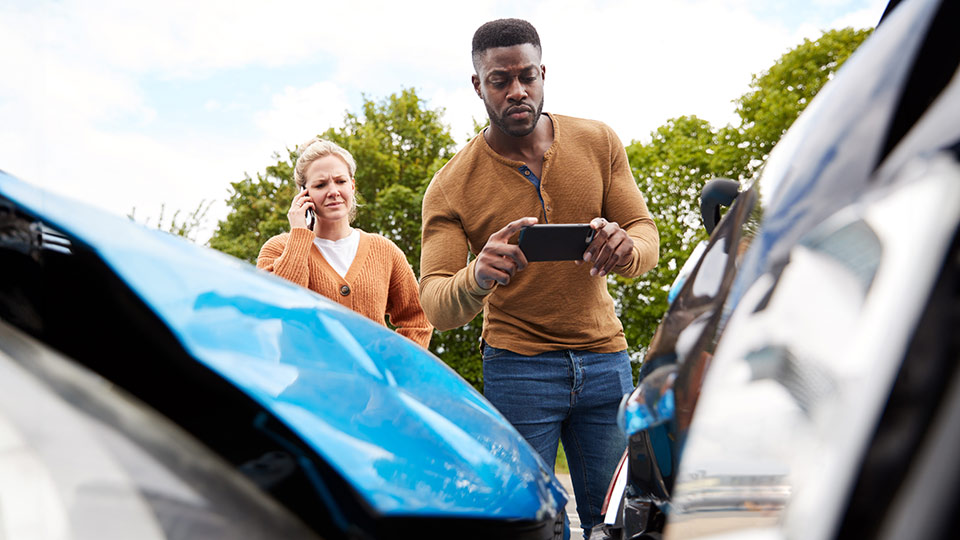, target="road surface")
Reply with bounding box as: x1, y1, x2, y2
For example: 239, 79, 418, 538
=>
556, 473, 584, 538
